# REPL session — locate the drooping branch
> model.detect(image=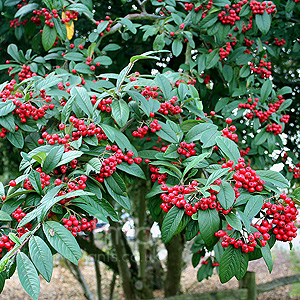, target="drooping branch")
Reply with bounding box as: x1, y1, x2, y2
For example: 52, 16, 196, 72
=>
65, 260, 96, 300
76, 236, 119, 273
66, 0, 162, 35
